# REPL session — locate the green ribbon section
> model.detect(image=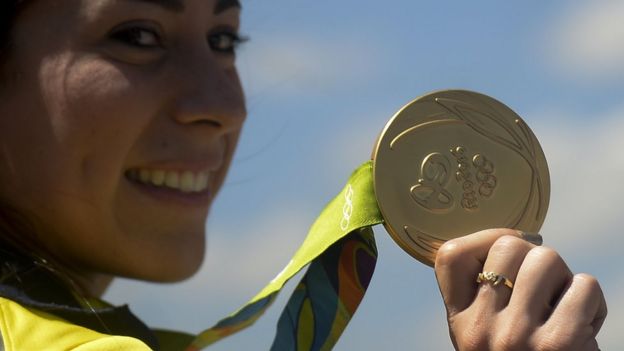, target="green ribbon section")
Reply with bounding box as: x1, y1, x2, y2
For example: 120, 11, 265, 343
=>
185, 161, 384, 350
